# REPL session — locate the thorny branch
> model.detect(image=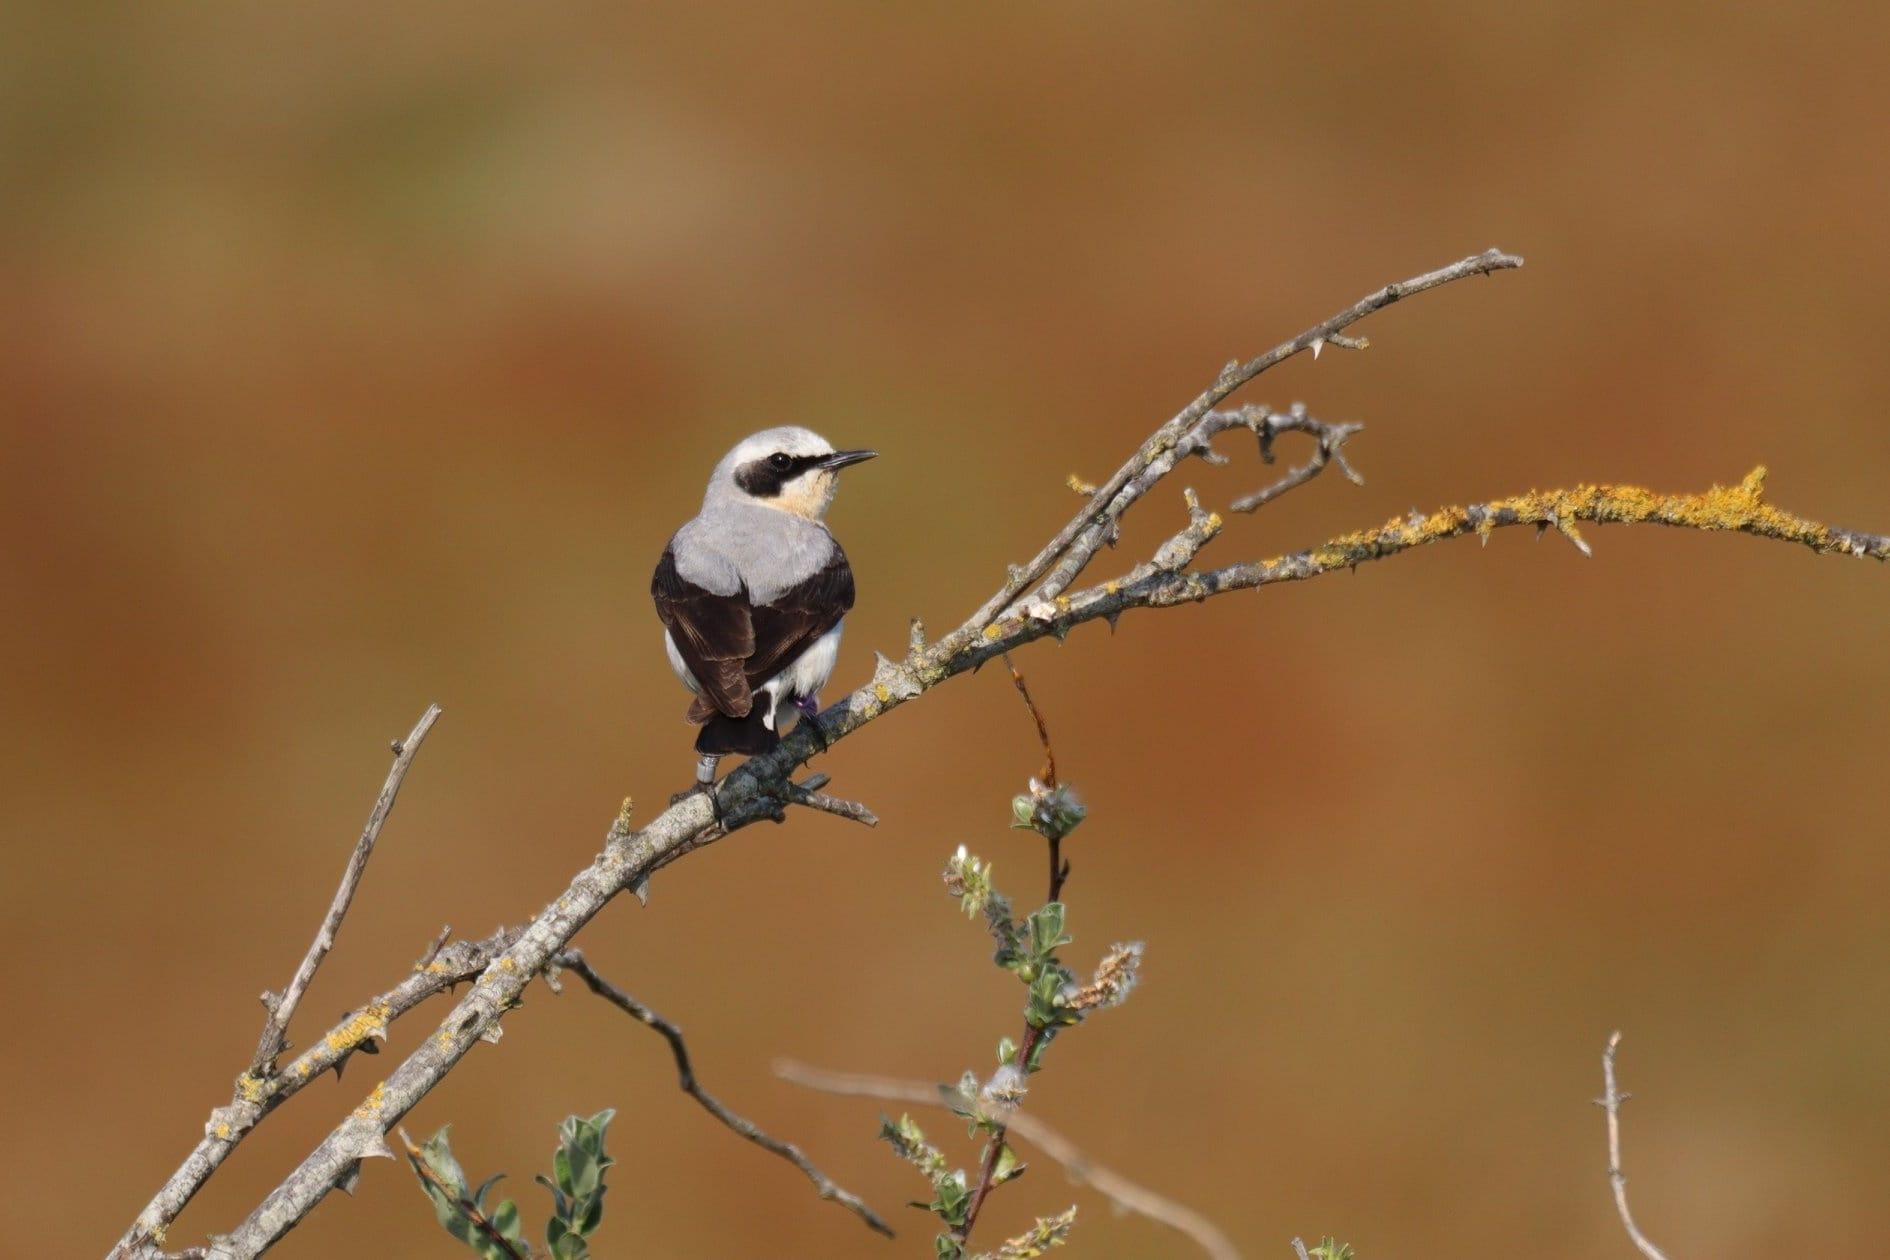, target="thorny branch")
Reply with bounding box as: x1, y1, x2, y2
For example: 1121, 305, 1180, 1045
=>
112, 702, 507, 1260
111, 247, 1889, 1258
551, 951, 893, 1237
1599, 1033, 1672, 1260
114, 925, 515, 1258
959, 248, 1521, 632
776, 1059, 1240, 1260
